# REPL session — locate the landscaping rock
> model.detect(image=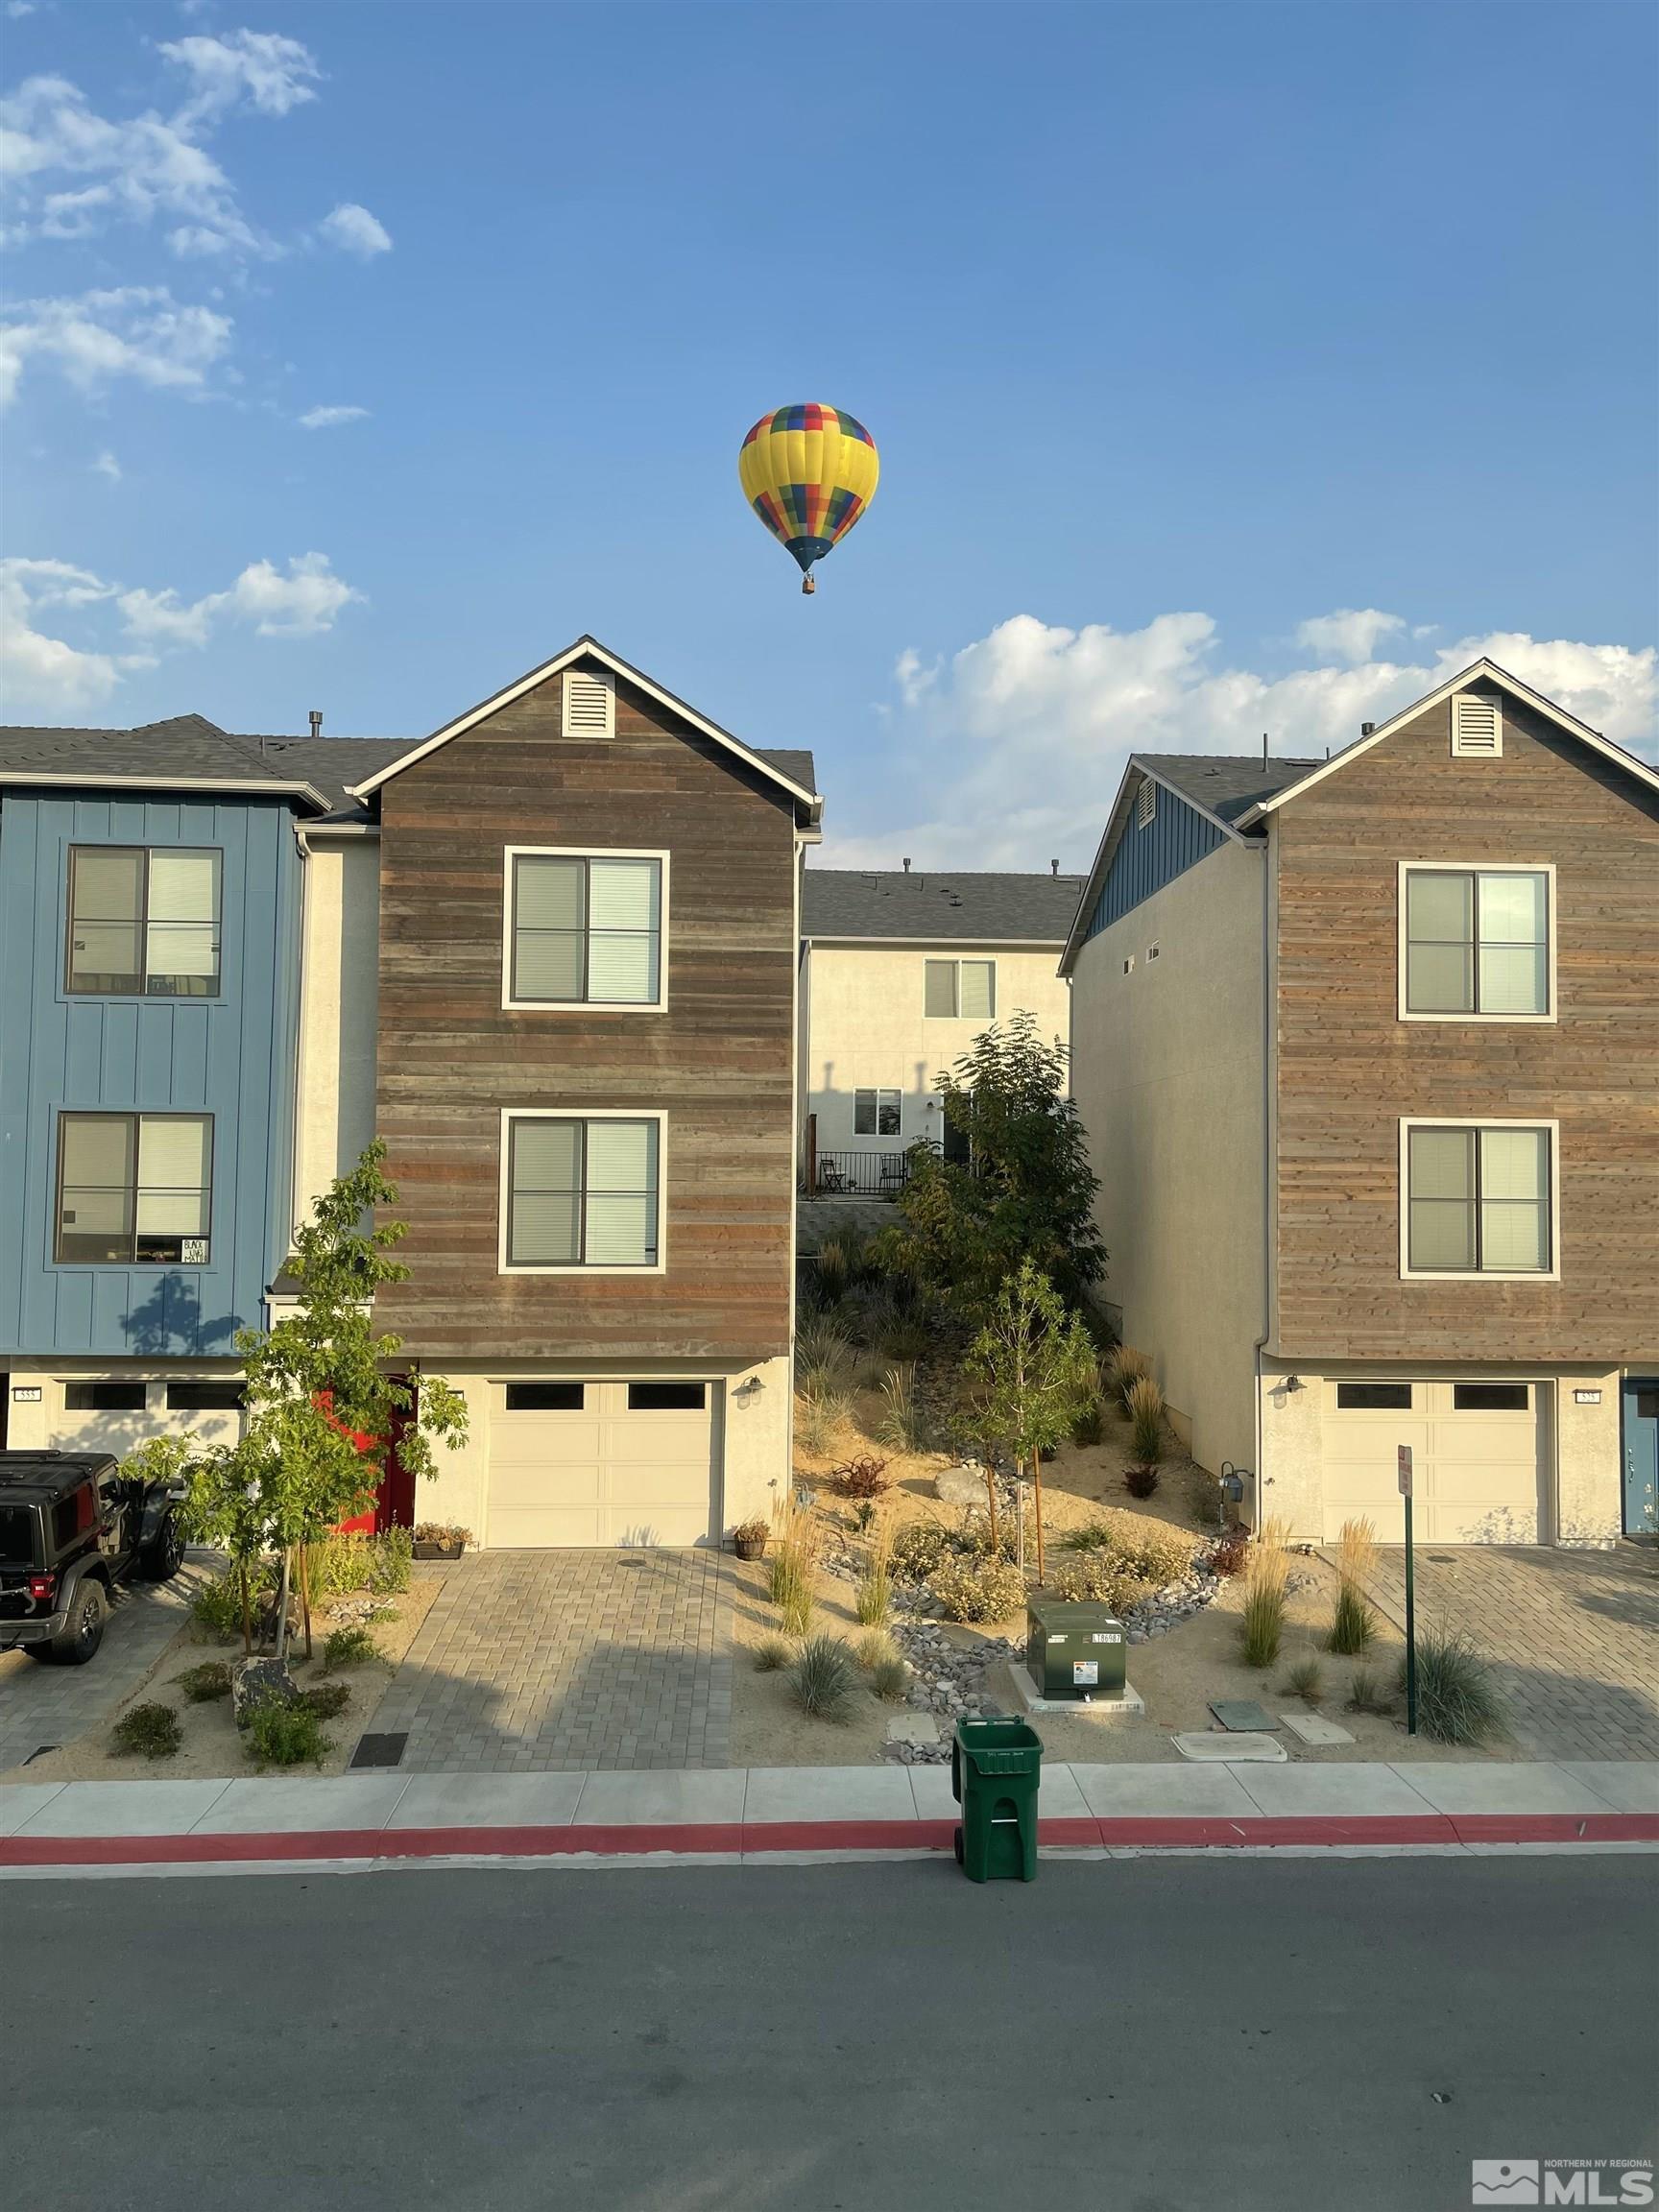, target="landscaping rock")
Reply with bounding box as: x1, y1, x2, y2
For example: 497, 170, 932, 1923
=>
231, 1656, 298, 1729
933, 1464, 987, 1509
